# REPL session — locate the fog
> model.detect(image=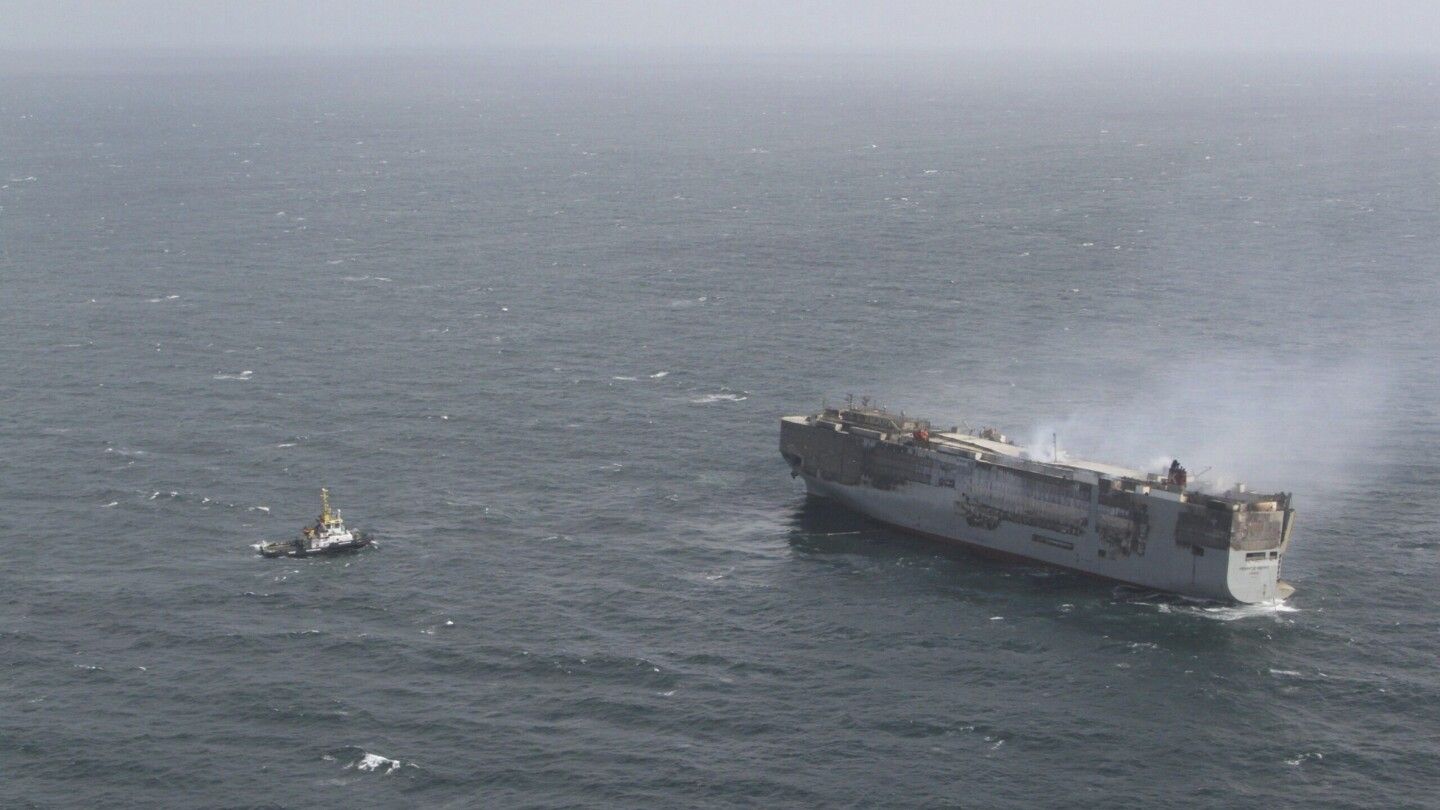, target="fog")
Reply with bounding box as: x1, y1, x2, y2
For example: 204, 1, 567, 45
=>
5, 1, 1439, 55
